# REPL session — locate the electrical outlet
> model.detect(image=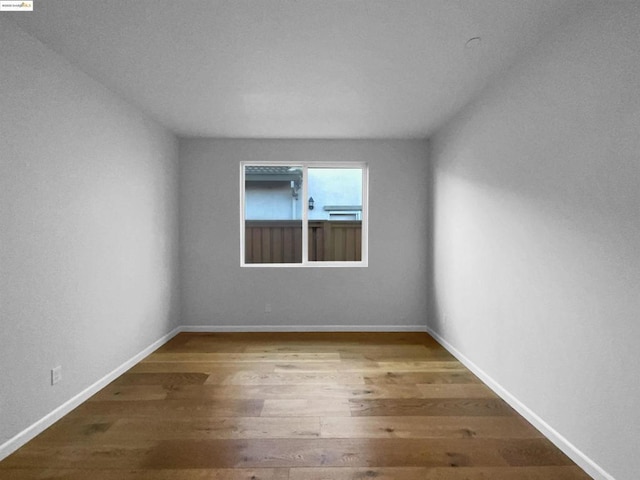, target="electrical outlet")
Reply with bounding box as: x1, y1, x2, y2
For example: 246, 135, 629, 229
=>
51, 366, 62, 385
265, 303, 272, 313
